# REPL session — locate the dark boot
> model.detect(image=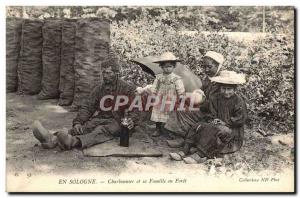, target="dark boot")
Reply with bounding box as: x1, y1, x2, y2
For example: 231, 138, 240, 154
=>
183, 142, 192, 155
32, 120, 58, 149
56, 131, 81, 150
151, 130, 161, 137
152, 122, 162, 137
166, 137, 184, 148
